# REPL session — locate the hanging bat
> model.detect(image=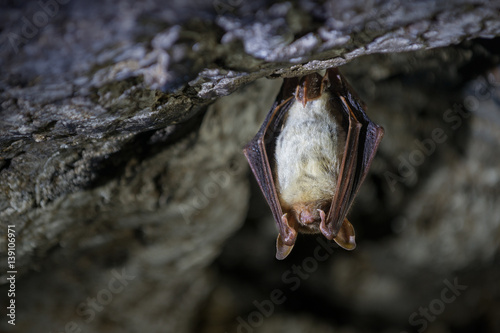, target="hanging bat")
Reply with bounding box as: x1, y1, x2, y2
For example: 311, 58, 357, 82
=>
243, 68, 384, 260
